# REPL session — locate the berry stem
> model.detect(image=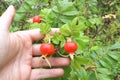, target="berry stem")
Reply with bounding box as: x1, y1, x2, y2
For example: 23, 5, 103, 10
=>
58, 51, 69, 57
44, 34, 51, 43
39, 55, 51, 68
69, 53, 74, 60
44, 57, 51, 68
67, 37, 72, 42
48, 37, 51, 43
